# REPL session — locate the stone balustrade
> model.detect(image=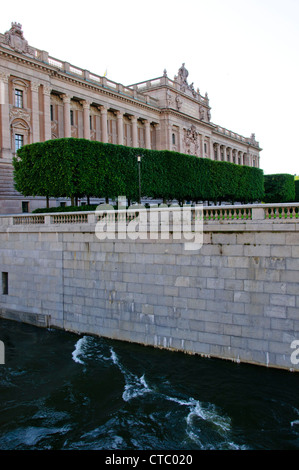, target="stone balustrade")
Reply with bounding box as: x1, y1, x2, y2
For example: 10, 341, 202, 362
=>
2, 203, 299, 227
